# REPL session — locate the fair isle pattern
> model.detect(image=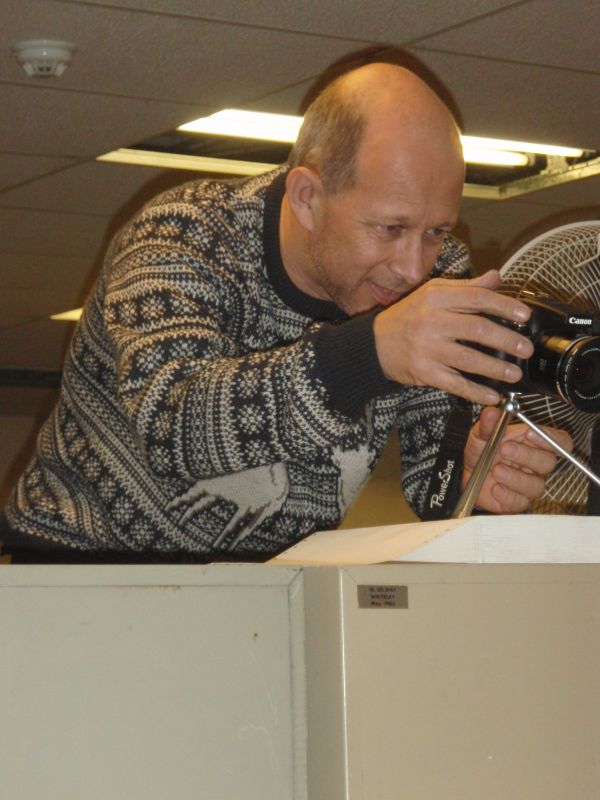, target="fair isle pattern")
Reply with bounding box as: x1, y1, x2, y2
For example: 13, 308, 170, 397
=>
7, 167, 471, 558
